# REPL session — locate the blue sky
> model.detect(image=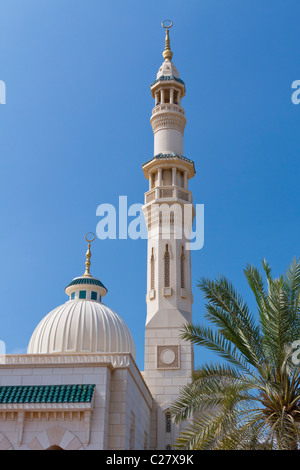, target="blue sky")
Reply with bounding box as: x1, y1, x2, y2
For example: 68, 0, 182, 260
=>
0, 0, 300, 371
